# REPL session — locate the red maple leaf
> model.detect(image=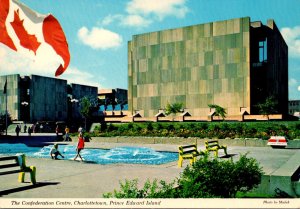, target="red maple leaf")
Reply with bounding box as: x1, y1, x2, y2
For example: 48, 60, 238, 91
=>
0, 0, 17, 51
10, 9, 41, 54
